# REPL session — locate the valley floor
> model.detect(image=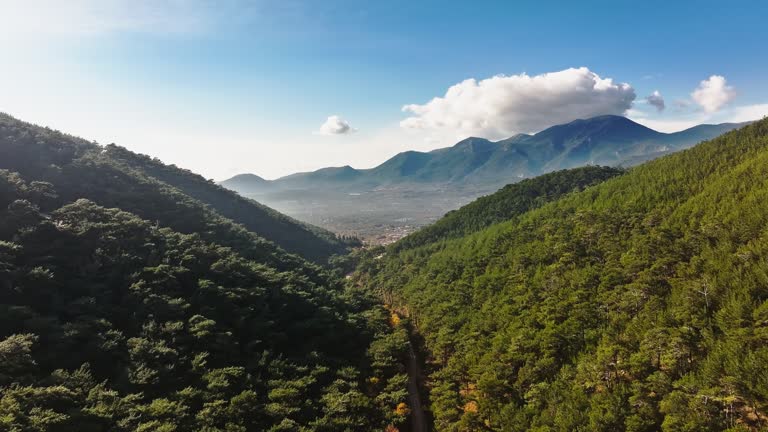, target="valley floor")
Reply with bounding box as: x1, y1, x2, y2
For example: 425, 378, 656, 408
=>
245, 185, 496, 244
